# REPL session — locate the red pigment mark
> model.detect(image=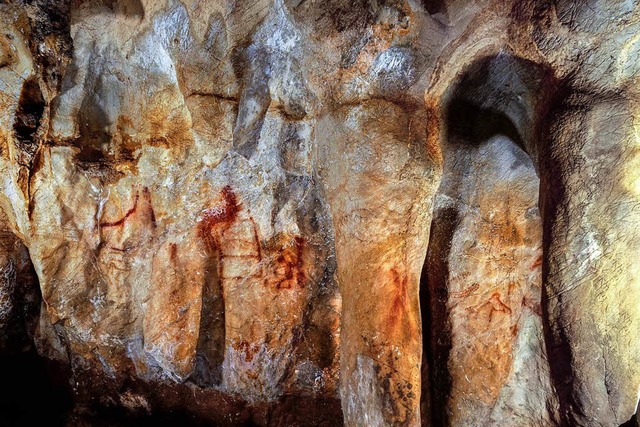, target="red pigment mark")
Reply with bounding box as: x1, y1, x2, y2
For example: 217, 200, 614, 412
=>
202, 186, 239, 227
234, 341, 257, 362
142, 187, 157, 228
198, 185, 240, 251
522, 295, 542, 317
530, 255, 543, 271
510, 324, 519, 338
388, 267, 408, 327
99, 186, 156, 228
216, 220, 263, 281
479, 292, 512, 322
272, 236, 305, 290
251, 217, 262, 262
100, 192, 139, 228
450, 282, 479, 299
198, 187, 265, 285
169, 243, 178, 263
